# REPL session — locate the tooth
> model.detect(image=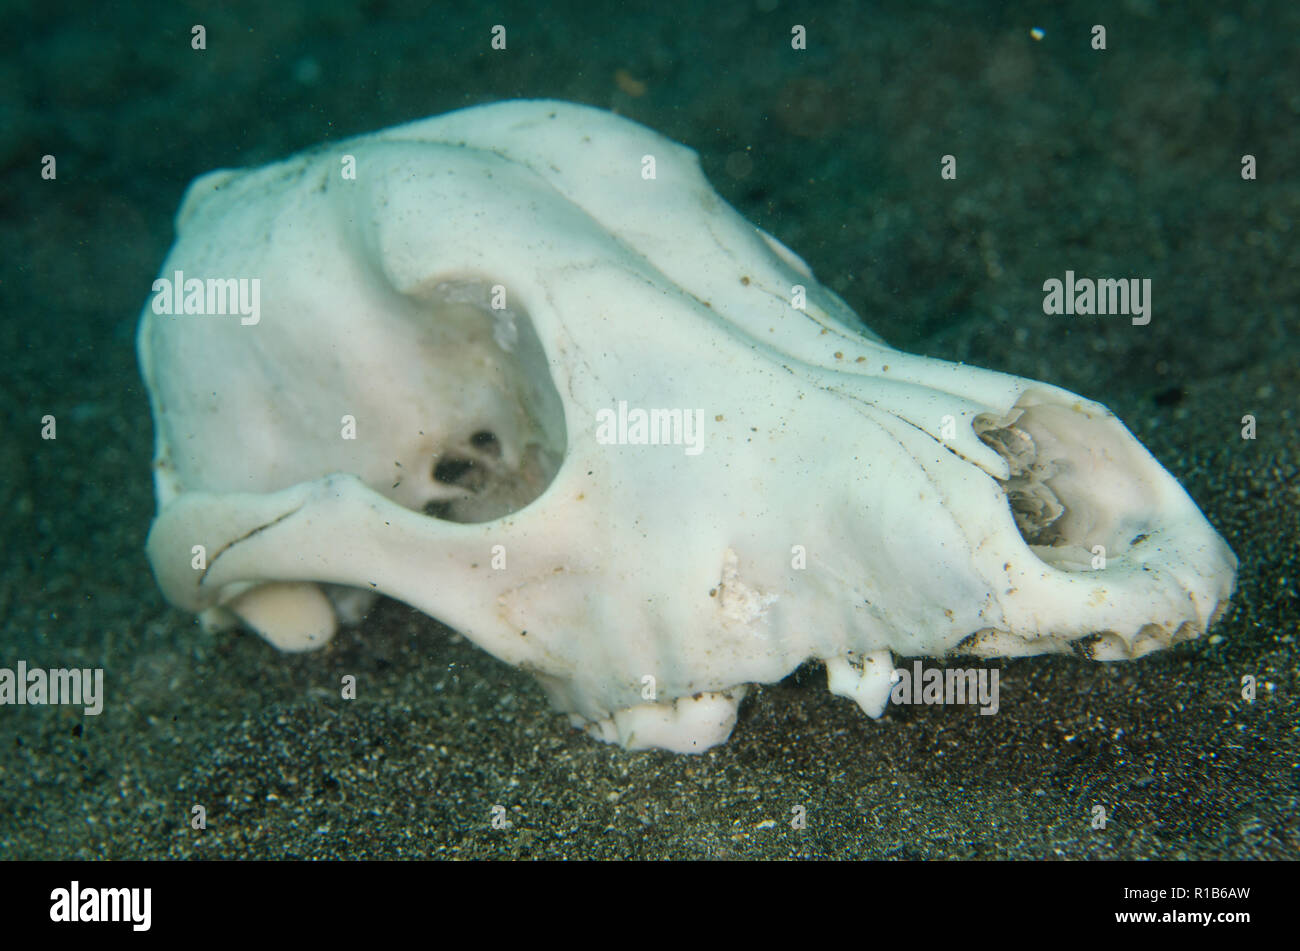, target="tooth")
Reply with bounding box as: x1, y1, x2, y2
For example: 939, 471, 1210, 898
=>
825, 652, 896, 718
